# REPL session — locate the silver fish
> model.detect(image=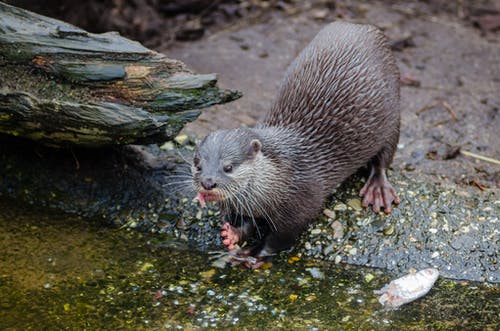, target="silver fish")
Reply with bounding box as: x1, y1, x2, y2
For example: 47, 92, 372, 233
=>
374, 268, 439, 308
